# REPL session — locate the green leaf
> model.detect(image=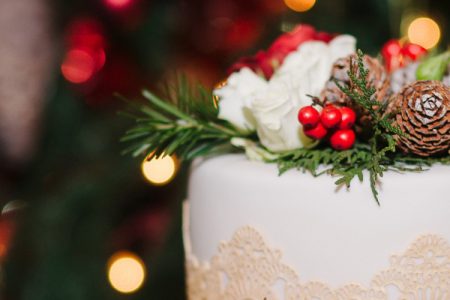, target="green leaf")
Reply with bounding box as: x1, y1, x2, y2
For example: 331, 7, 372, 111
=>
417, 50, 450, 81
